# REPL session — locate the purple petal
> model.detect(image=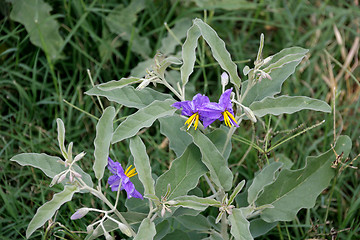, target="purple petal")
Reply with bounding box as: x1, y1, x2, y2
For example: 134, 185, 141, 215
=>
202, 117, 217, 128
219, 88, 233, 110
192, 94, 210, 107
